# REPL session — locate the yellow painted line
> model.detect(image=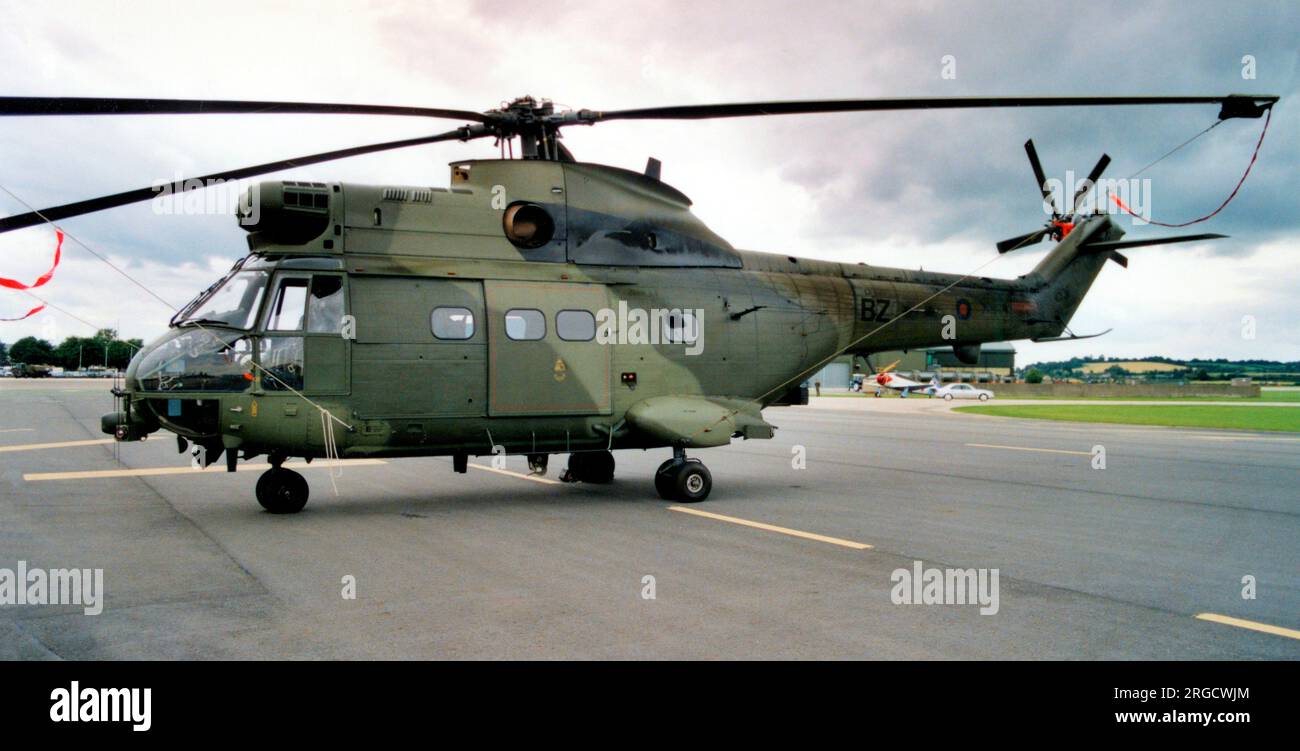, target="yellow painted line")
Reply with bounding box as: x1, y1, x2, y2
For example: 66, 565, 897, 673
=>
467, 463, 562, 485
24, 459, 386, 482
0, 438, 114, 453
669, 506, 872, 550
966, 442, 1091, 456
1192, 435, 1300, 443
1195, 613, 1300, 641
